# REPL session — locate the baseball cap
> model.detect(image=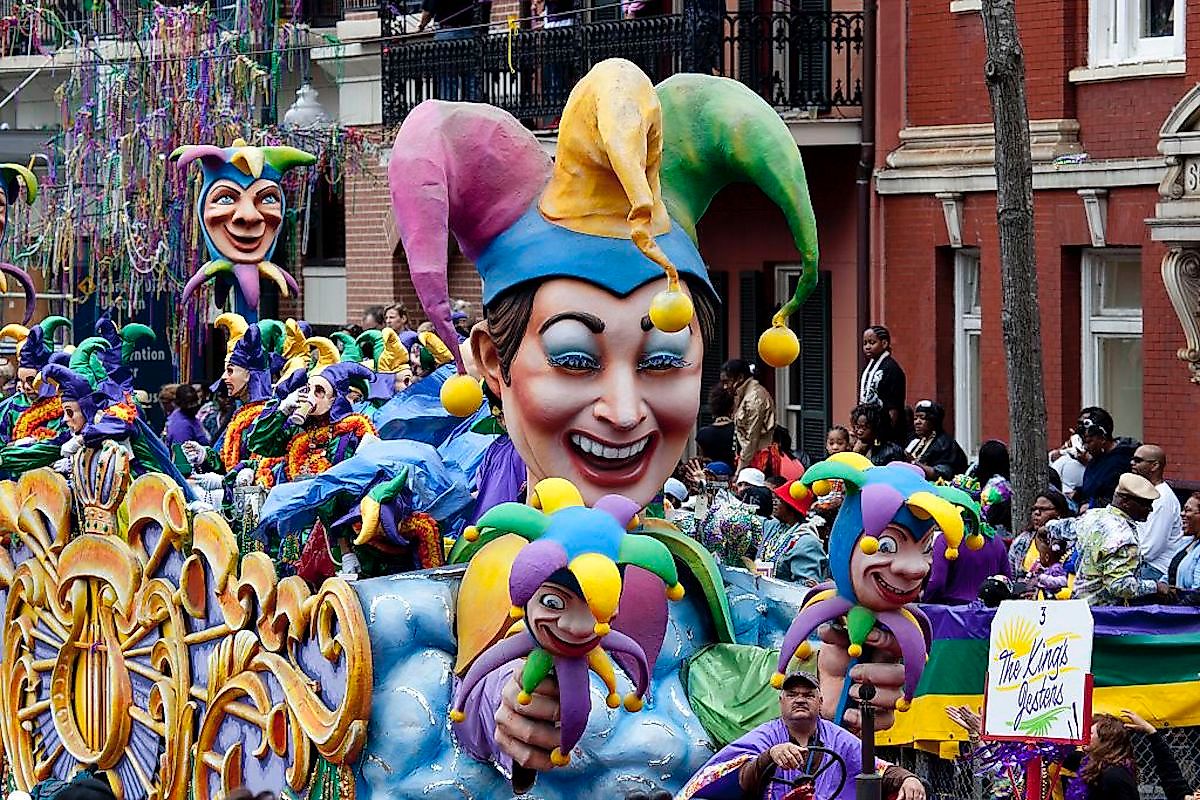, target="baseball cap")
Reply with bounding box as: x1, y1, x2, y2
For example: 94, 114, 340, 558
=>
663, 478, 688, 504
706, 461, 733, 478
736, 467, 767, 487
780, 672, 819, 691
